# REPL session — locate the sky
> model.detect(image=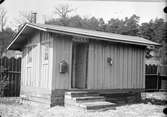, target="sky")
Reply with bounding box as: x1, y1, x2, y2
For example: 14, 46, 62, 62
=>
1, 0, 166, 29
